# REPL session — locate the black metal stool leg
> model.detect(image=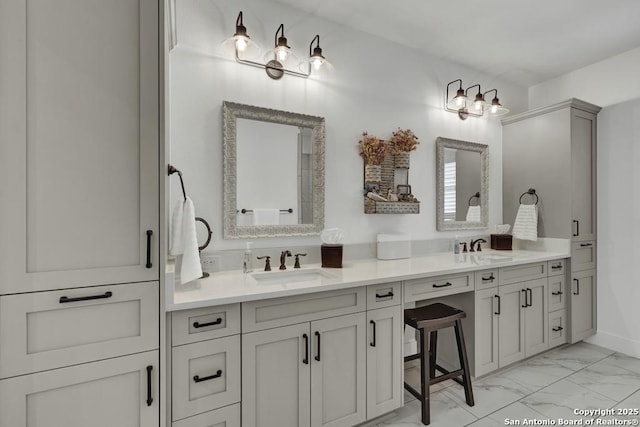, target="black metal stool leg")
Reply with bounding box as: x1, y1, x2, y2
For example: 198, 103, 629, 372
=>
419, 328, 431, 425
429, 330, 437, 379
454, 319, 475, 406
